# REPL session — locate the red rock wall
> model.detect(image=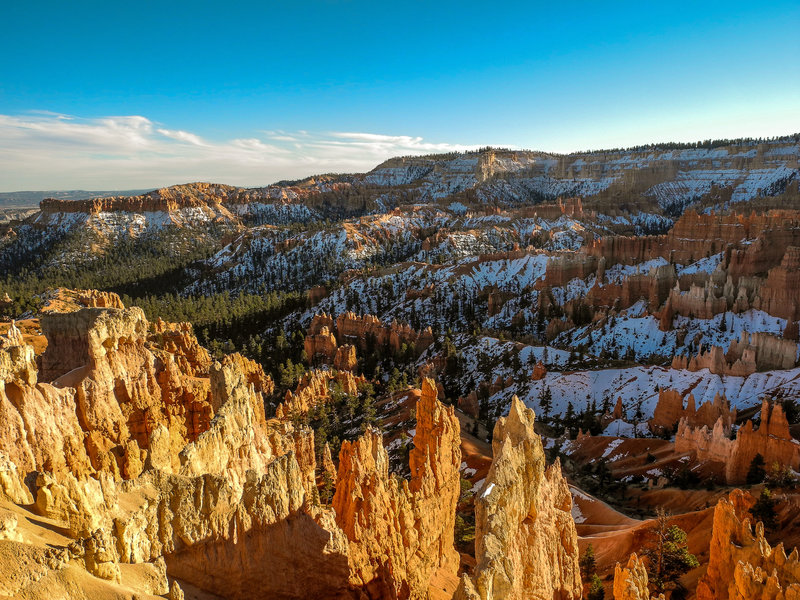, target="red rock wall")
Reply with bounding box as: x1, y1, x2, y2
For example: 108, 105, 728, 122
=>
332, 378, 461, 598
676, 399, 800, 484
650, 389, 735, 433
